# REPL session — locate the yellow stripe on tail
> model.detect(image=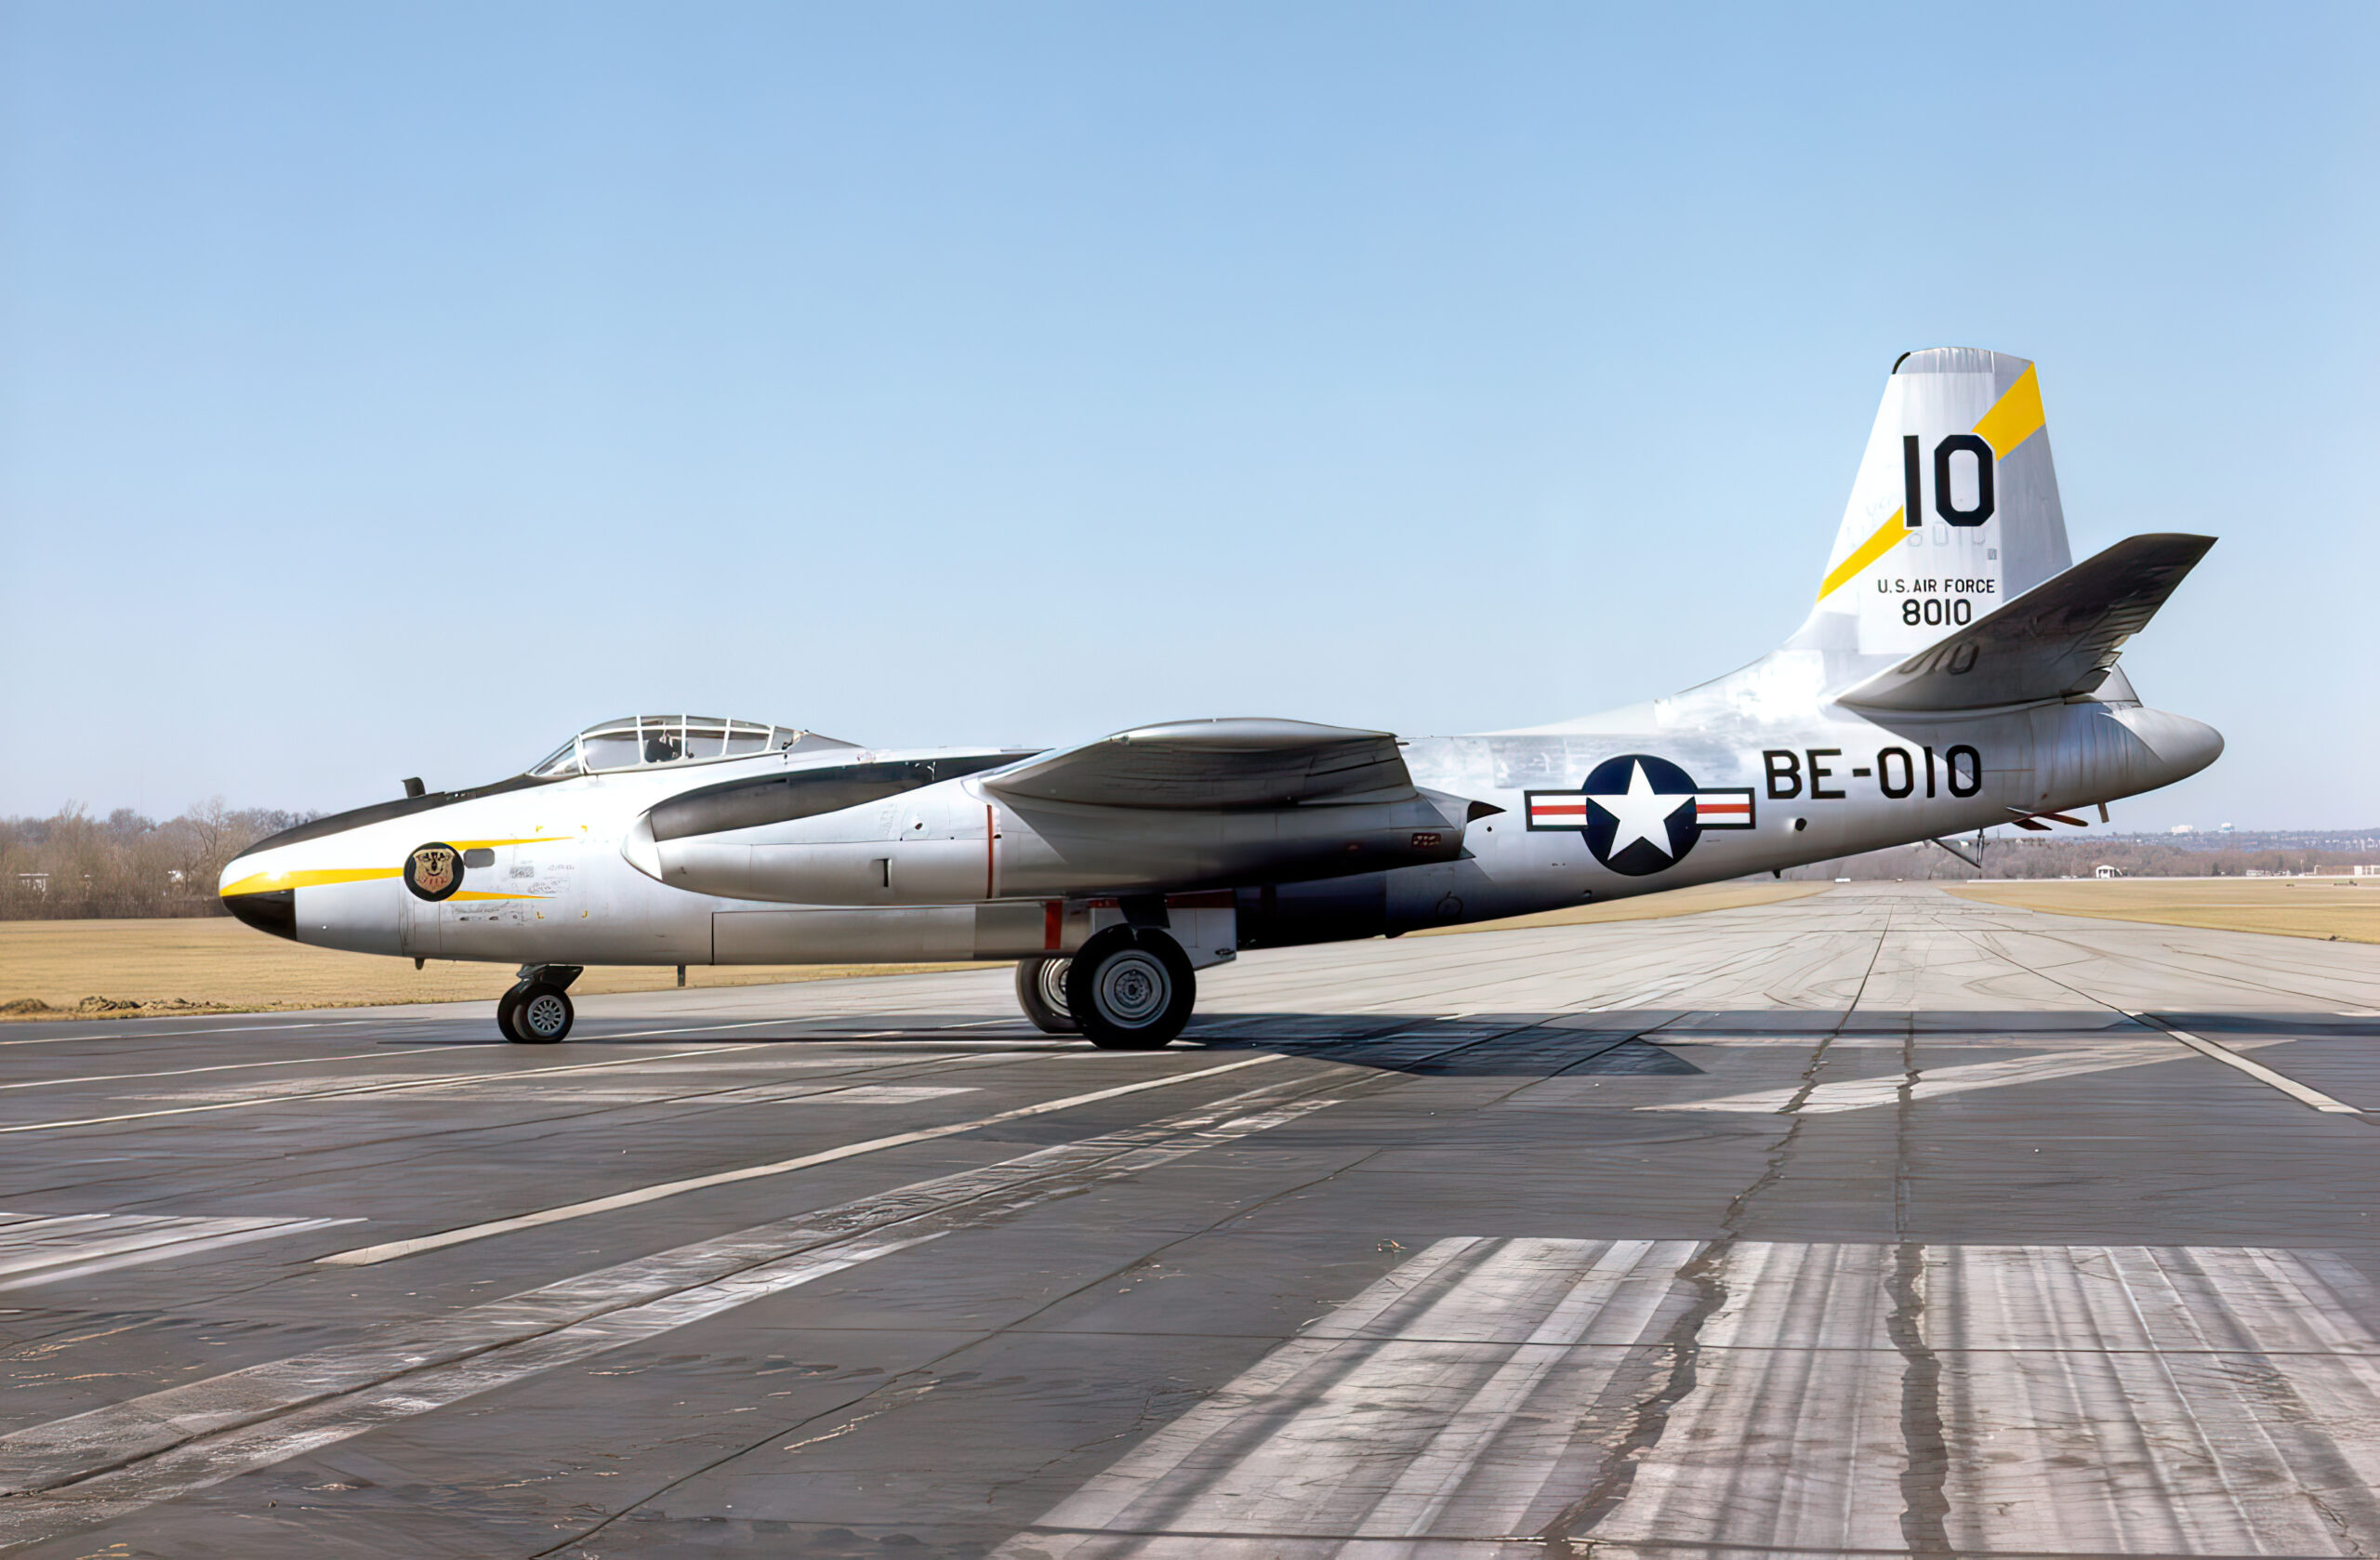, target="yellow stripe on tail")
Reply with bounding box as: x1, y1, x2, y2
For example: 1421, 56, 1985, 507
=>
1816, 508, 1908, 602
